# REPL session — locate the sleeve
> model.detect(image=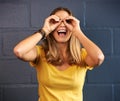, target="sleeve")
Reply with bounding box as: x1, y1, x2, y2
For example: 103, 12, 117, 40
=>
81, 48, 93, 70
29, 45, 41, 67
